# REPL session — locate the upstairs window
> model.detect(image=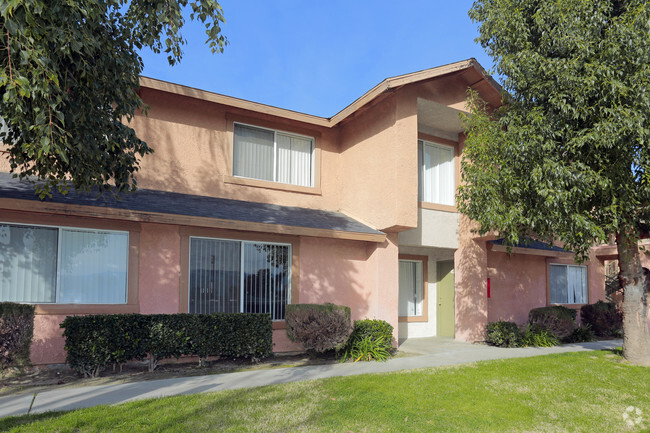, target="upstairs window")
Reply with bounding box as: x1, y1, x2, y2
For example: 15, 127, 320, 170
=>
233, 123, 314, 187
549, 264, 588, 304
418, 139, 455, 206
